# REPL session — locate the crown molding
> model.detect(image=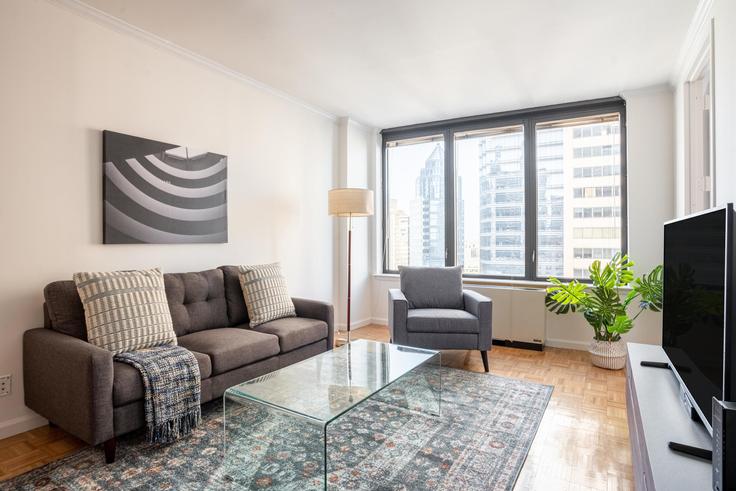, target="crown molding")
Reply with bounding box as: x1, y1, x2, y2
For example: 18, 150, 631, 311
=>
48, 0, 338, 122
620, 83, 674, 98
672, 0, 714, 83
